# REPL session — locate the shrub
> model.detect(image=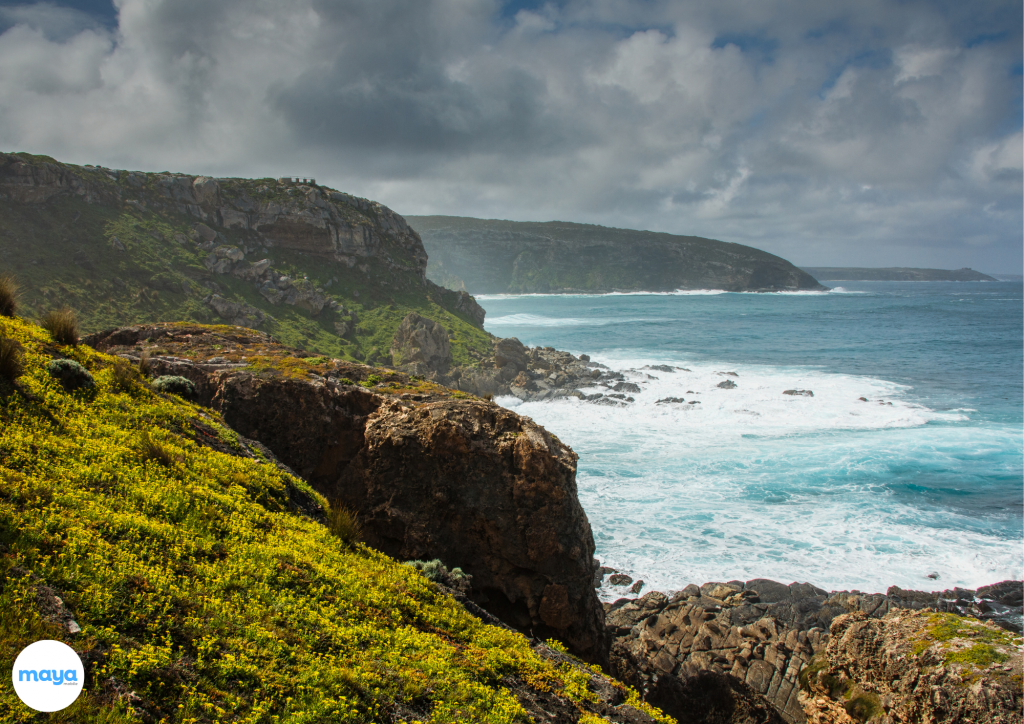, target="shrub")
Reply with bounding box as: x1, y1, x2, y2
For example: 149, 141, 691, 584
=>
139, 431, 176, 467
404, 559, 472, 594
0, 338, 25, 382
0, 273, 18, 317
138, 351, 152, 377
46, 359, 96, 391
327, 503, 362, 547
40, 306, 78, 345
151, 375, 195, 399
110, 358, 142, 393
337, 377, 355, 386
